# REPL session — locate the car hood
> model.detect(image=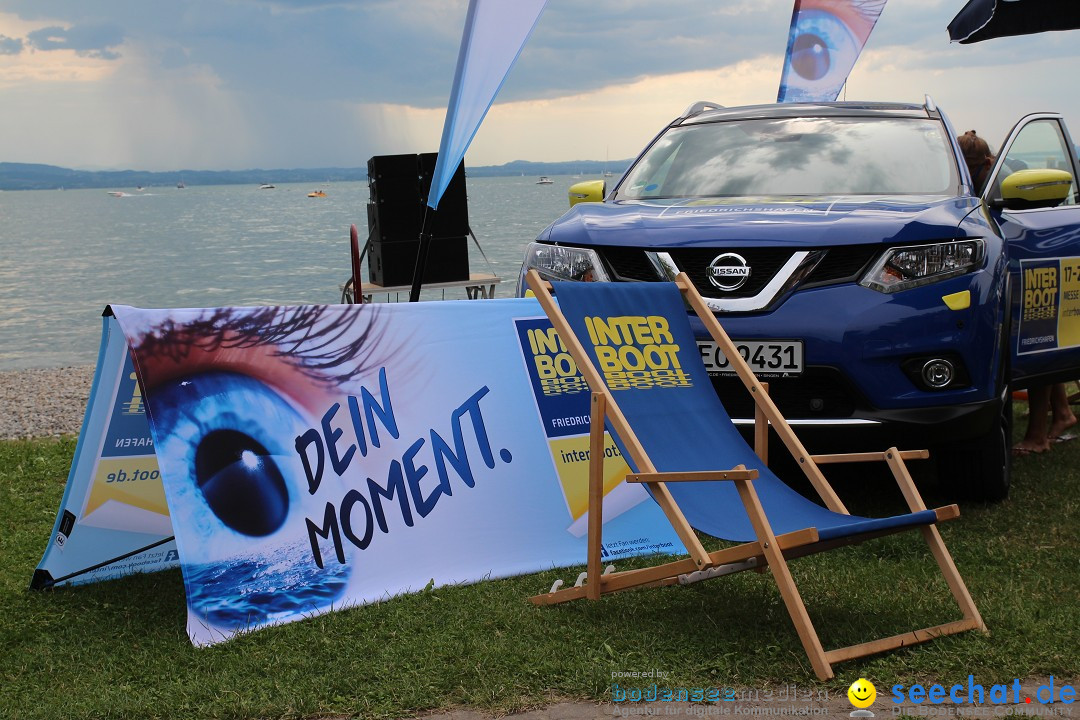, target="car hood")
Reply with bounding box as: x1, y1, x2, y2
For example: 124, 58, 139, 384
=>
540, 195, 982, 248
